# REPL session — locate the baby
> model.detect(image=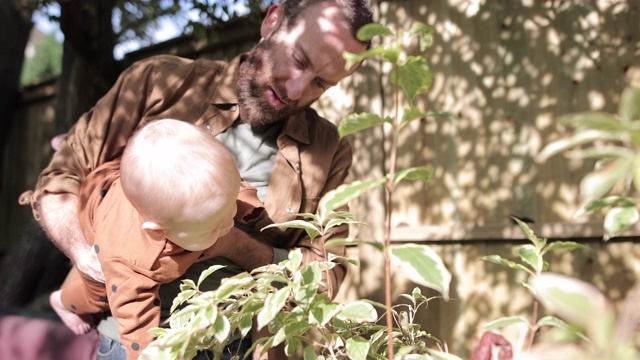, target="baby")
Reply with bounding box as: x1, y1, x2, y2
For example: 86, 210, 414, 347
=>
49, 119, 262, 359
